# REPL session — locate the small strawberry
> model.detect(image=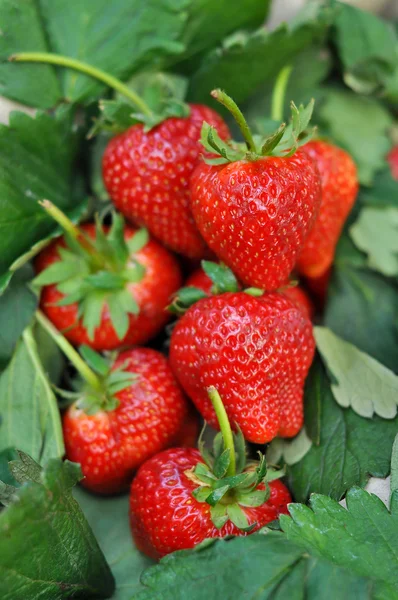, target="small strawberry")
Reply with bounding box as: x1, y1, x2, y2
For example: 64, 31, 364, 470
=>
130, 387, 291, 558
170, 291, 315, 444
34, 202, 181, 350
296, 140, 358, 278
190, 90, 321, 290
103, 104, 230, 258
388, 145, 398, 180
32, 321, 189, 495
